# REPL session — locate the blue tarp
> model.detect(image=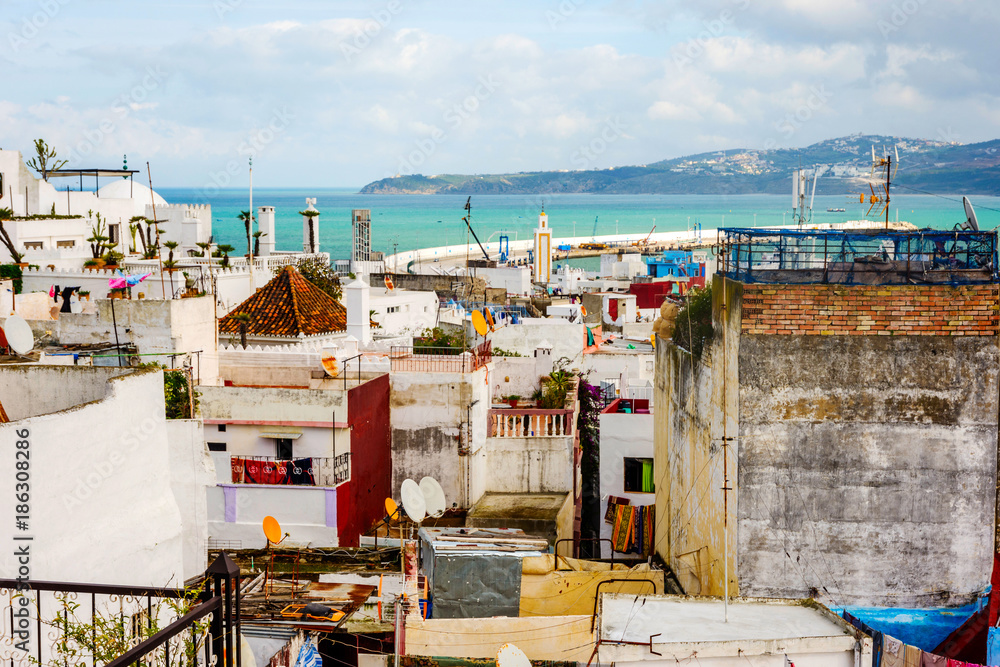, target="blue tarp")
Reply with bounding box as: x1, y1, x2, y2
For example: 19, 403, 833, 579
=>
836, 604, 979, 652
986, 627, 1000, 666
